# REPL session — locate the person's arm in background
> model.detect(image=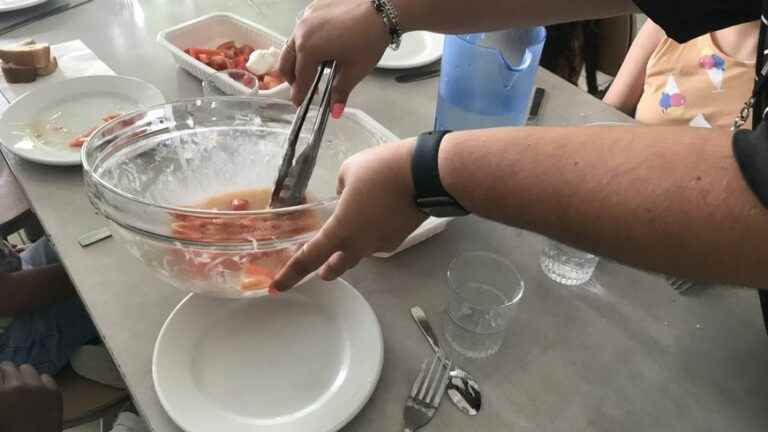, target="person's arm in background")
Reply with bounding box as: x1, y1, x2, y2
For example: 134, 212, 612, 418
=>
0, 265, 77, 315
602, 20, 665, 115
272, 126, 768, 291
280, 0, 638, 106
391, 0, 637, 33
0, 362, 61, 432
